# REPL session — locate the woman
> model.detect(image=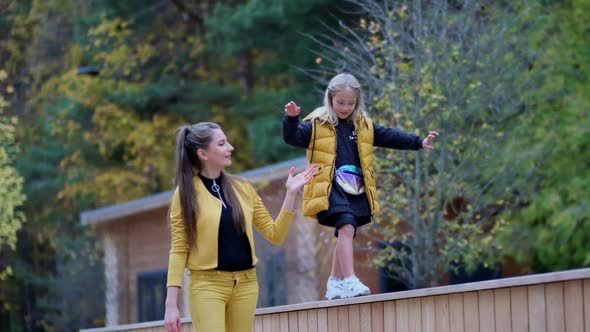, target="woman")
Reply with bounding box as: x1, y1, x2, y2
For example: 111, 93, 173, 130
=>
164, 122, 314, 332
